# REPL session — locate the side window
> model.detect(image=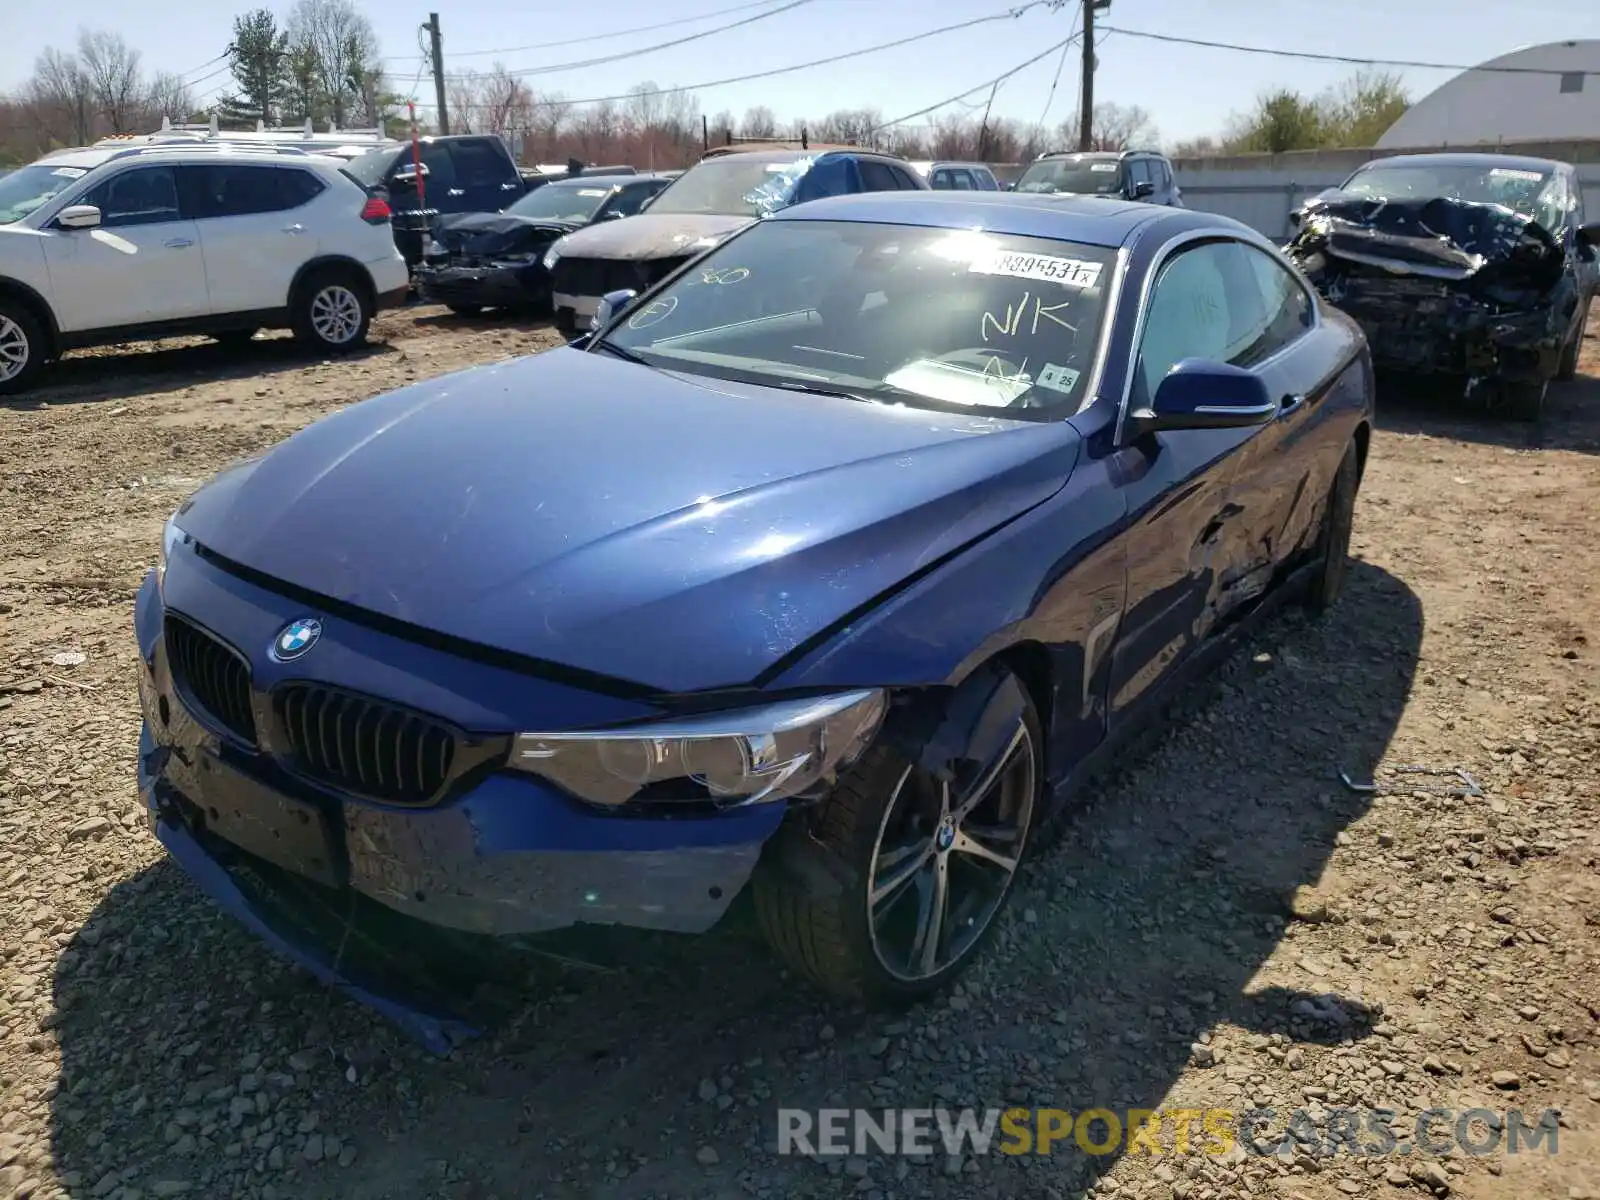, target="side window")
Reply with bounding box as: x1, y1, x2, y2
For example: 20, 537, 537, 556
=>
1532, 177, 1567, 235
856, 160, 901, 192
931, 169, 954, 190
610, 183, 654, 217
950, 170, 976, 191
450, 140, 513, 187
278, 168, 327, 209
414, 142, 457, 189
796, 158, 853, 202
80, 166, 181, 227
1135, 241, 1285, 403
1237, 244, 1315, 362
974, 168, 998, 191
888, 166, 920, 190
1127, 159, 1152, 193
185, 165, 312, 218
